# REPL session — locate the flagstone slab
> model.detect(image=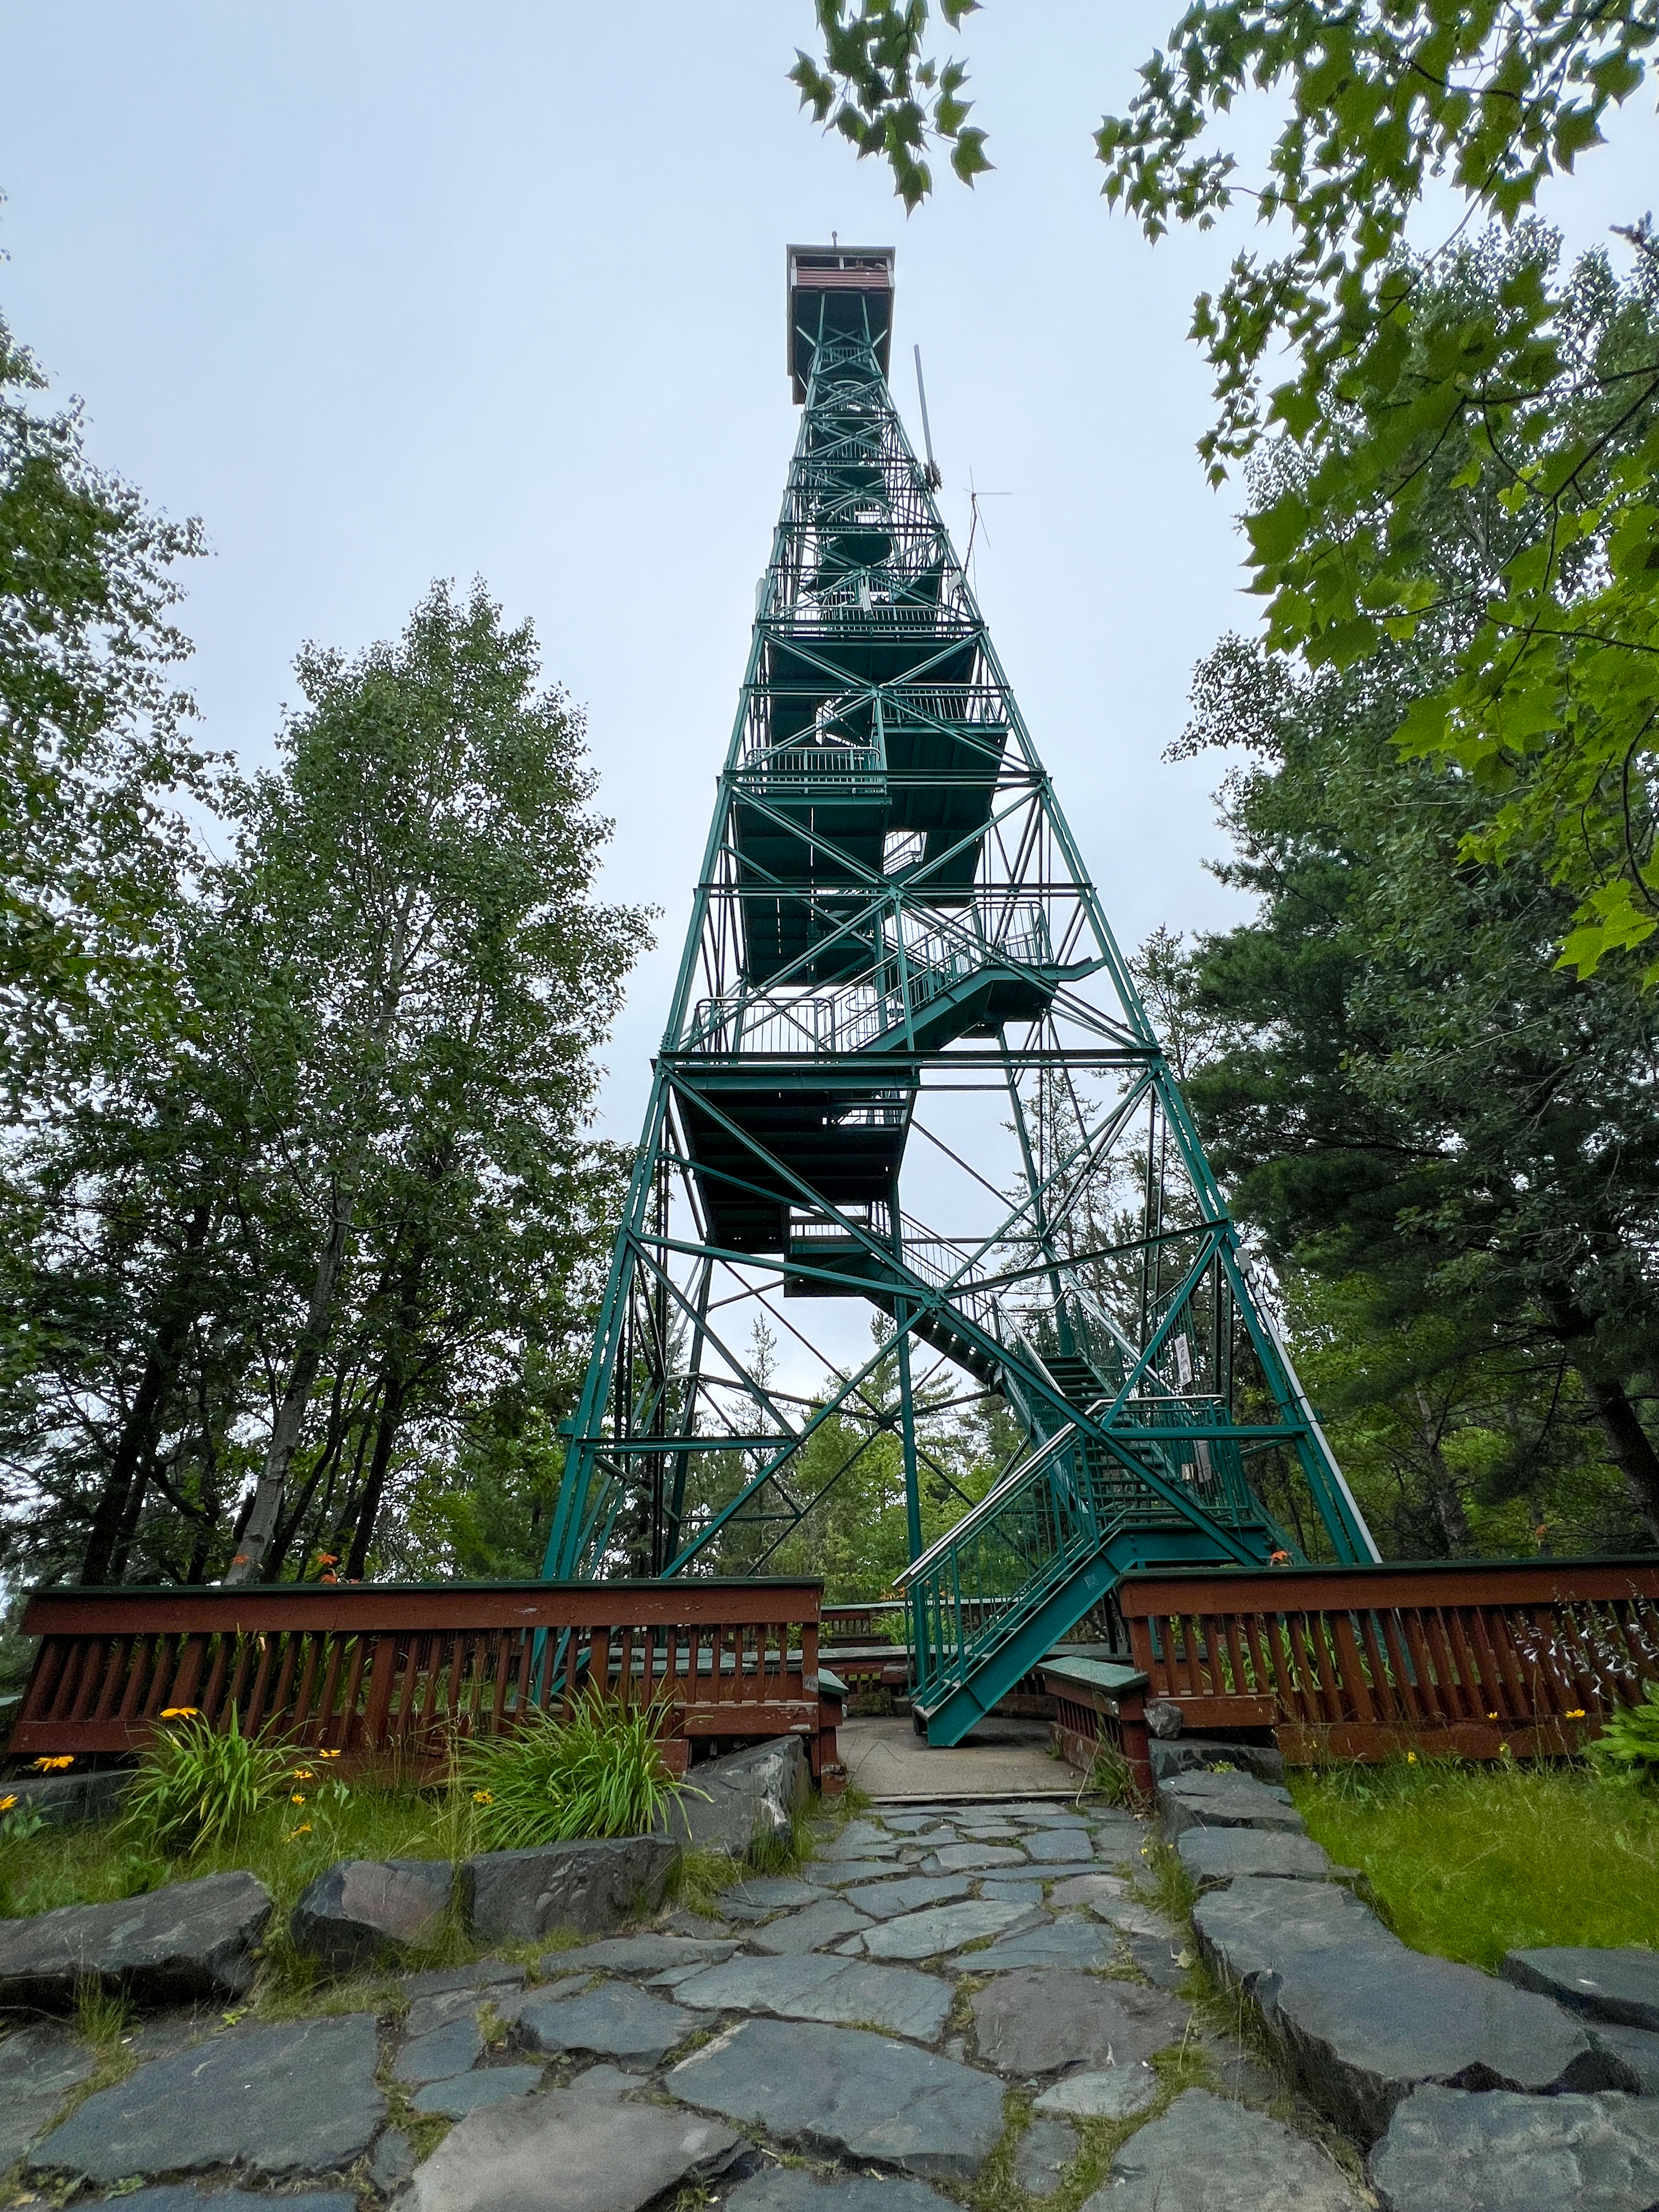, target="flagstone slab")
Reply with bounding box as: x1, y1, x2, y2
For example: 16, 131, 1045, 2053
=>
1156, 1773, 1304, 1840
1082, 2088, 1359, 2211
1035, 2066, 1160, 2119
503, 1981, 696, 2067
553, 1933, 737, 1976
410, 2066, 542, 2119
723, 2169, 955, 2211
814, 1862, 899, 1887
920, 1843, 1028, 1873
668, 2017, 1006, 2180
1369, 2084, 1659, 2212
950, 1915, 1123, 1975
396, 2016, 486, 2084
1088, 1897, 1180, 1941
80, 2193, 351, 2212
670, 1950, 953, 2042
971, 1968, 1188, 2077
750, 1899, 873, 1954
1588, 2023, 1659, 2093
1014, 2115, 1079, 2198
721, 1878, 827, 1918
857, 1899, 1041, 1960
0, 1871, 273, 2010
821, 1822, 893, 1856
1024, 1827, 1098, 1862
839, 1875, 972, 1920
402, 2062, 740, 2212
0, 2024, 97, 2165
291, 1857, 451, 1971
1501, 1947, 1659, 2031
1193, 1877, 1626, 2143
1177, 1829, 1336, 1889
30, 2015, 384, 2183
978, 1881, 1046, 1910
1047, 1873, 1130, 1909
